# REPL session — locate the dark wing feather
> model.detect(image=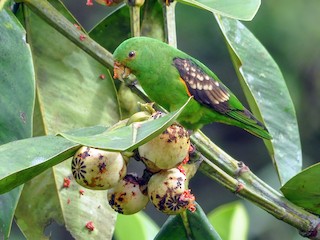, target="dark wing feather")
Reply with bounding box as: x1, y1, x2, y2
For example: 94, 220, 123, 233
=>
173, 57, 230, 114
